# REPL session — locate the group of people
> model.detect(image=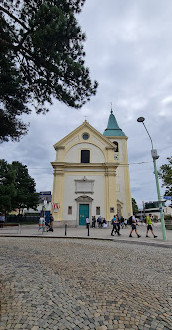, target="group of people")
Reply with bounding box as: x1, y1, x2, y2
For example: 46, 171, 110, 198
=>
39, 212, 54, 232
90, 216, 107, 228
111, 214, 121, 236
40, 212, 157, 238
111, 215, 130, 236
129, 213, 157, 238
110, 213, 157, 238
